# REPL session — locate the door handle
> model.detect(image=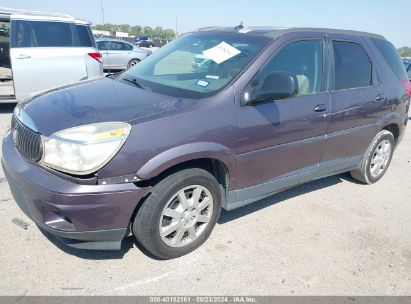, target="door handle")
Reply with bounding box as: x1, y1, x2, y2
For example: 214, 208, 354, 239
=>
314, 104, 328, 112
376, 94, 385, 102
16, 54, 31, 59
